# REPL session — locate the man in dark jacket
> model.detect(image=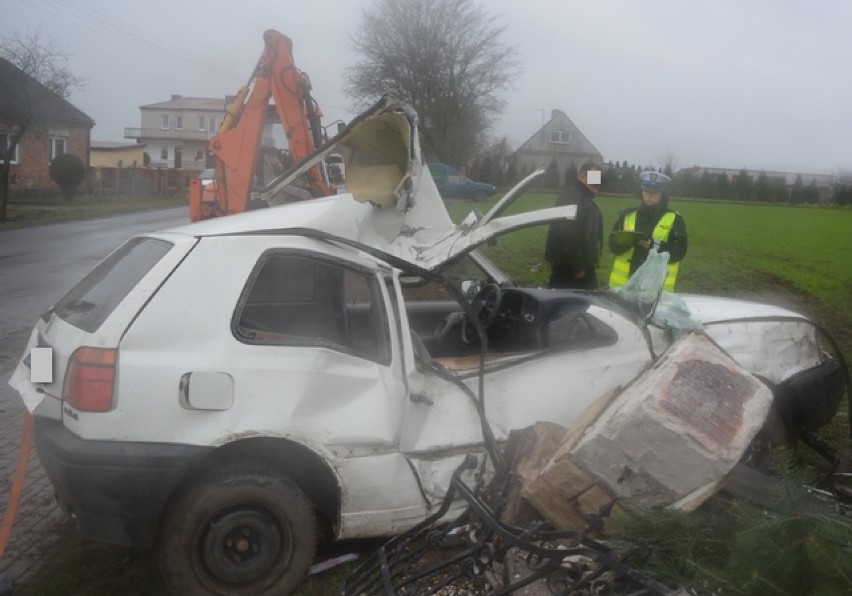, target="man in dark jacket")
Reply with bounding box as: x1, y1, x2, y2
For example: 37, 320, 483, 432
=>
545, 162, 603, 290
